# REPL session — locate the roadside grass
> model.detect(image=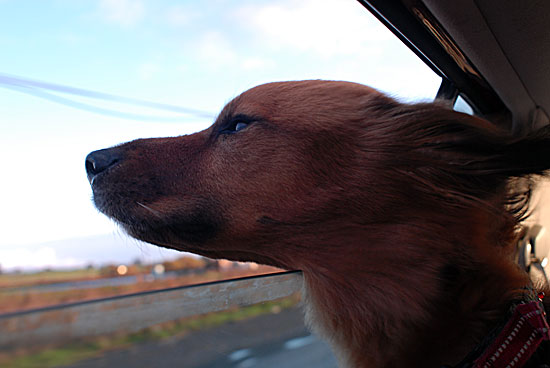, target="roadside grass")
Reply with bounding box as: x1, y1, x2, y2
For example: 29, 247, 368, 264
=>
0, 294, 301, 368
0, 269, 101, 289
